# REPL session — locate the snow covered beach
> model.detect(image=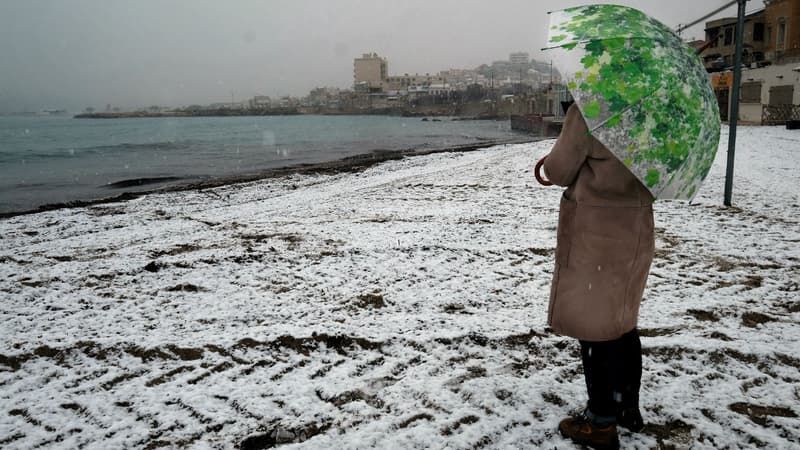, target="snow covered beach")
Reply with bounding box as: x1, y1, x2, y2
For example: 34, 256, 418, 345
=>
1, 126, 798, 449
